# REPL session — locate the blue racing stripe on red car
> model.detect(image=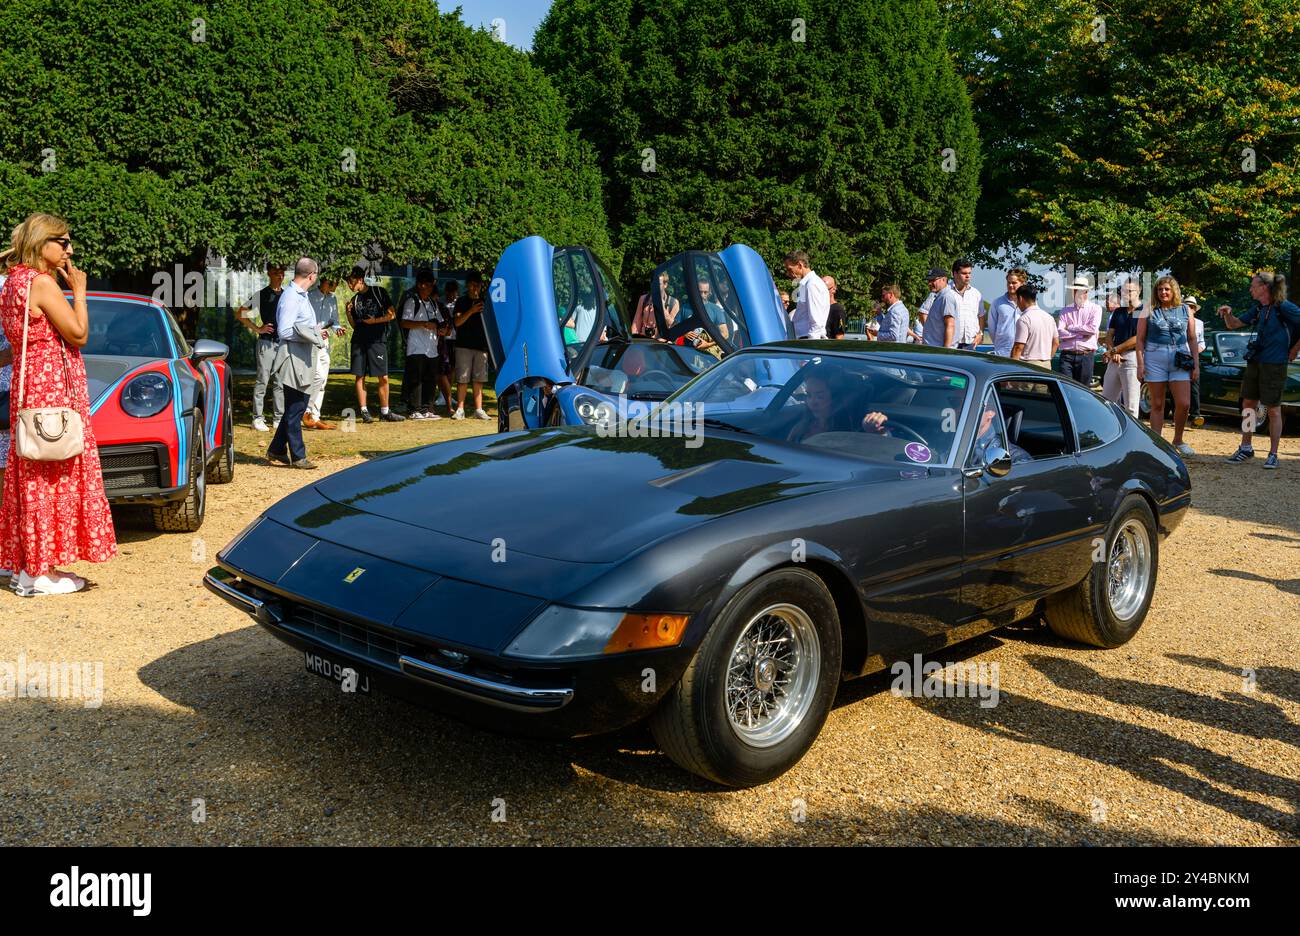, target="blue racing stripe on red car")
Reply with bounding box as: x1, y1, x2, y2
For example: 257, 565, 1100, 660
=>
168, 361, 187, 477
203, 360, 221, 450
